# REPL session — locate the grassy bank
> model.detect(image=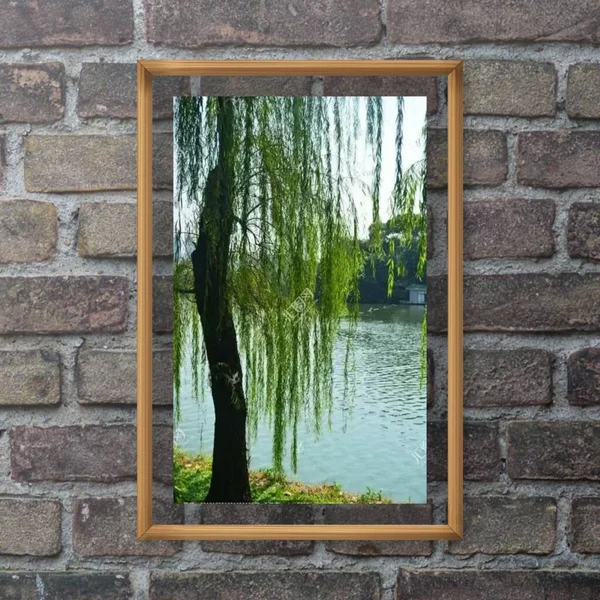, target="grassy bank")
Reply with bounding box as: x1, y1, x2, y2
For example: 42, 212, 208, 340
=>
174, 447, 393, 504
